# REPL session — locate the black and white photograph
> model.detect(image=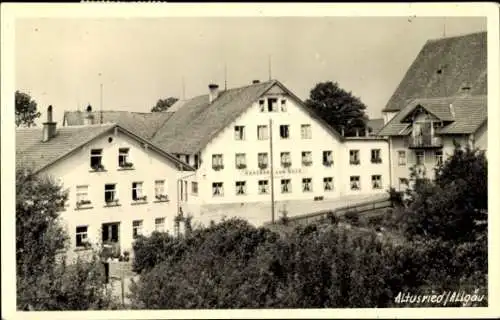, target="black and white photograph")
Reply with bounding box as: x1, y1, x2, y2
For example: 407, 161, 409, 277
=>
1, 3, 499, 319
